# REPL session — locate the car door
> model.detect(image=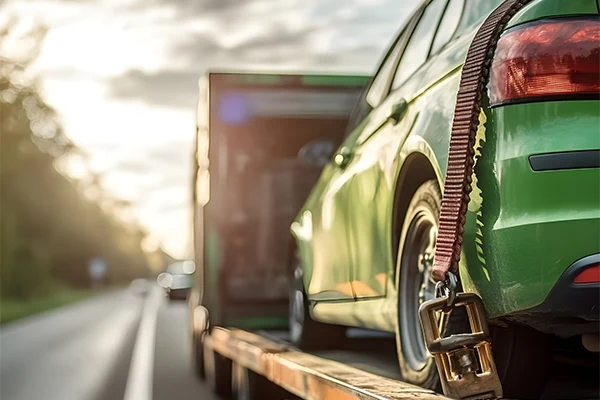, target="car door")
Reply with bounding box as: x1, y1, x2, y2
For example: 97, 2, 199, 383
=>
299, 25, 417, 302
300, 14, 424, 302
297, 160, 355, 301
345, 0, 457, 299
